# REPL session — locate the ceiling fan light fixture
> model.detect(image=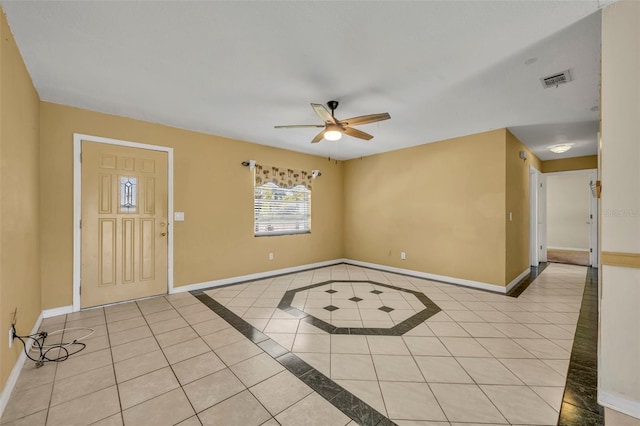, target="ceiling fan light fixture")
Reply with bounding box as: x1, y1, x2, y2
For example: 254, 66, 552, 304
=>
549, 143, 574, 153
324, 130, 342, 141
